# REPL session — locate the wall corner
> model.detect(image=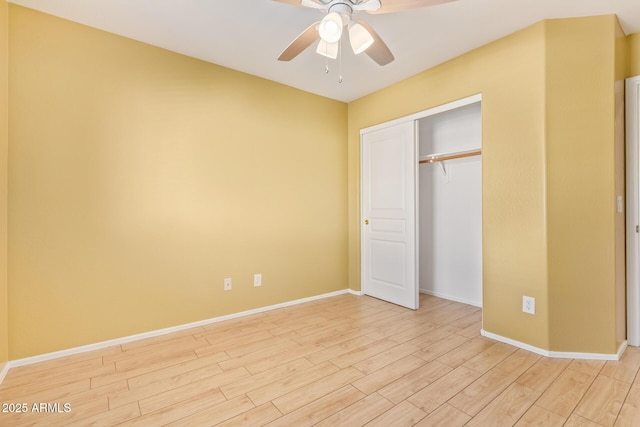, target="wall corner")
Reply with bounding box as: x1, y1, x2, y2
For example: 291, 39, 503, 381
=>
0, 0, 10, 369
